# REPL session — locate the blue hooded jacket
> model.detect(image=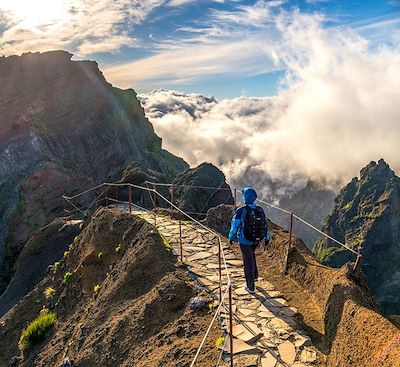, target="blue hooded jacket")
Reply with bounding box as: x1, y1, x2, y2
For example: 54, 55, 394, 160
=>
228, 188, 270, 245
